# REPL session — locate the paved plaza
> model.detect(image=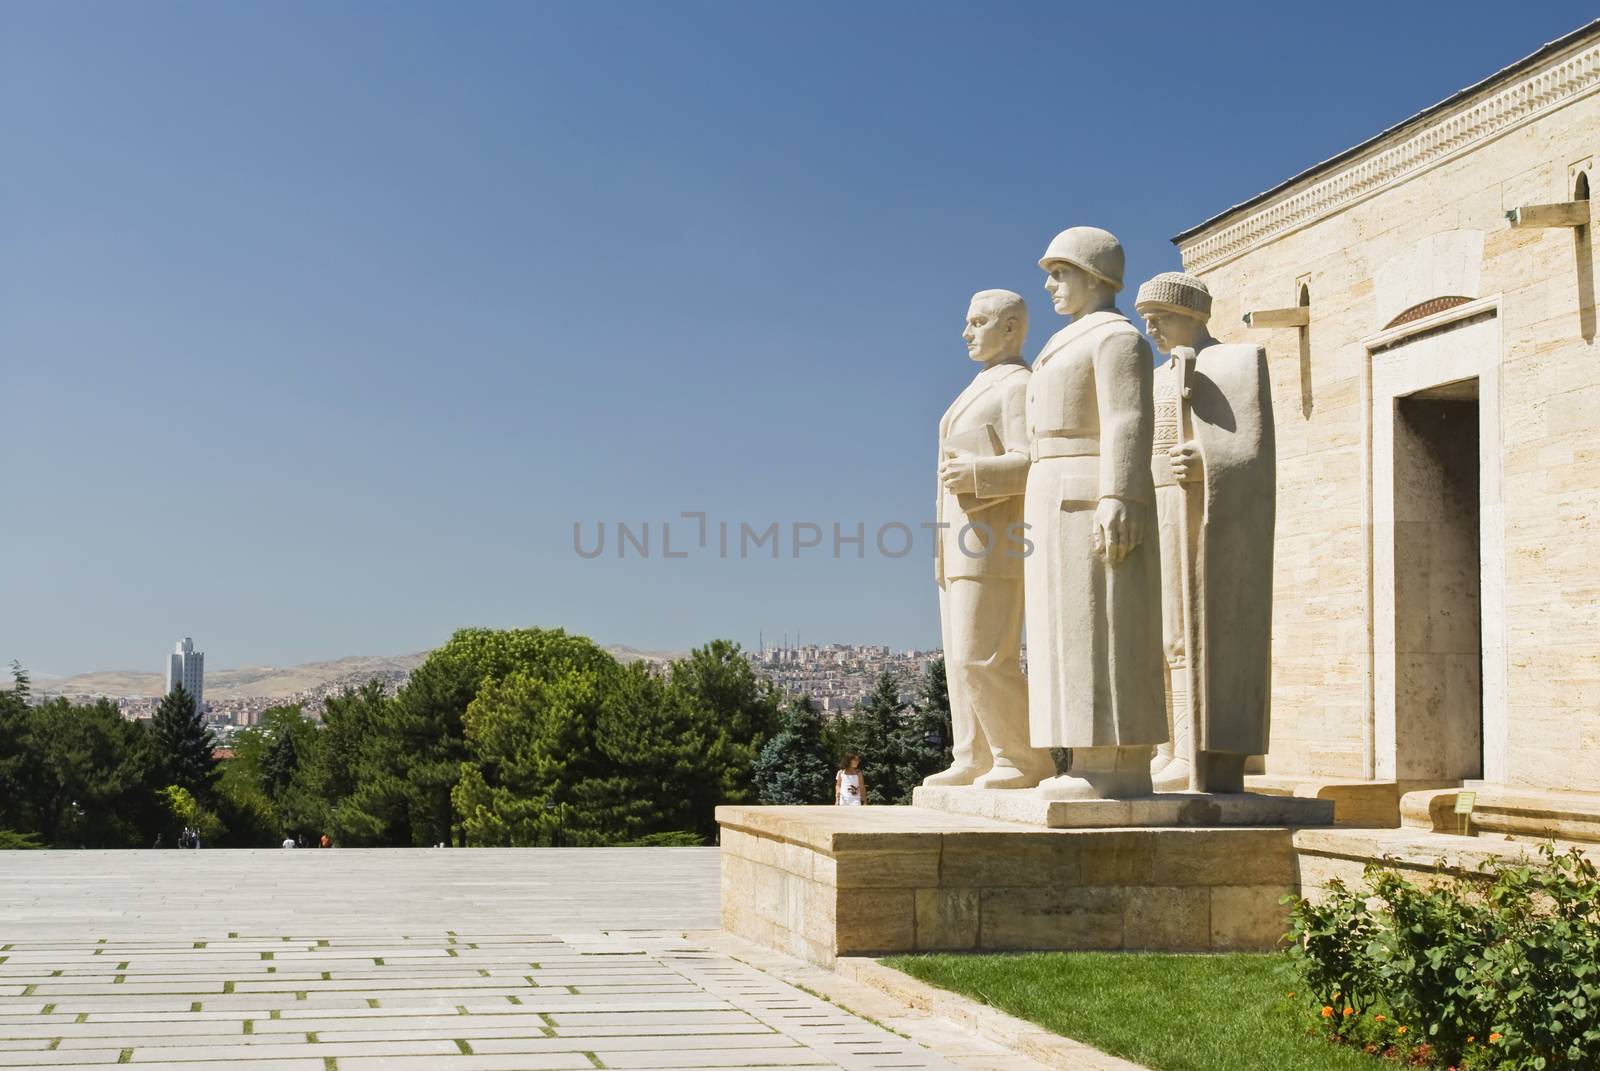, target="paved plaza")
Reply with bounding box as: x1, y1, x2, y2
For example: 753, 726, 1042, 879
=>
0, 848, 973, 1071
